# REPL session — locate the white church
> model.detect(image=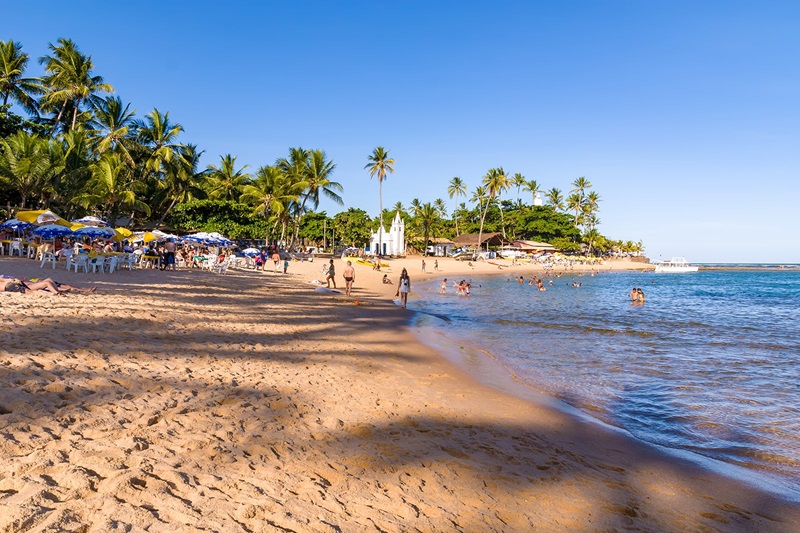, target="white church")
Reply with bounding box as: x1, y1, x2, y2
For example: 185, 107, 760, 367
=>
369, 212, 406, 257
